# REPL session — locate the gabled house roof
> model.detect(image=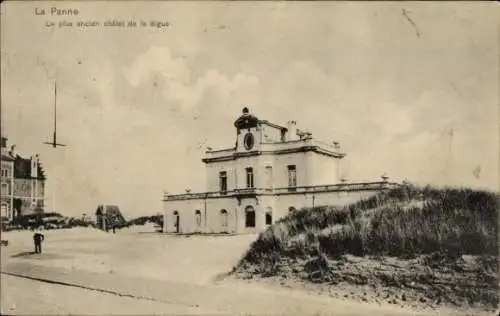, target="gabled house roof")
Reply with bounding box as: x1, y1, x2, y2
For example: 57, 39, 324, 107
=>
13, 156, 46, 180
1, 153, 15, 162
95, 204, 127, 226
